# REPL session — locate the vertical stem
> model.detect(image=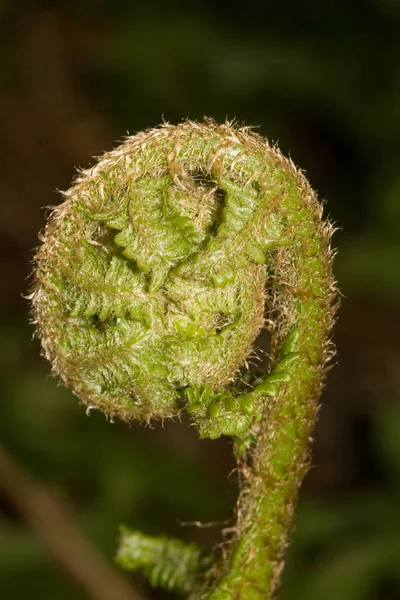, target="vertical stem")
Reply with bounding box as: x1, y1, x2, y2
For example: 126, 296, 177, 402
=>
205, 165, 335, 599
